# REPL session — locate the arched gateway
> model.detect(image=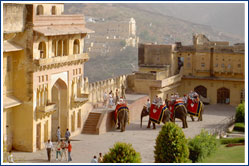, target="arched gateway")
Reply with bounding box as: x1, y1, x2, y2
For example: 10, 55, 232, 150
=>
51, 78, 68, 141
